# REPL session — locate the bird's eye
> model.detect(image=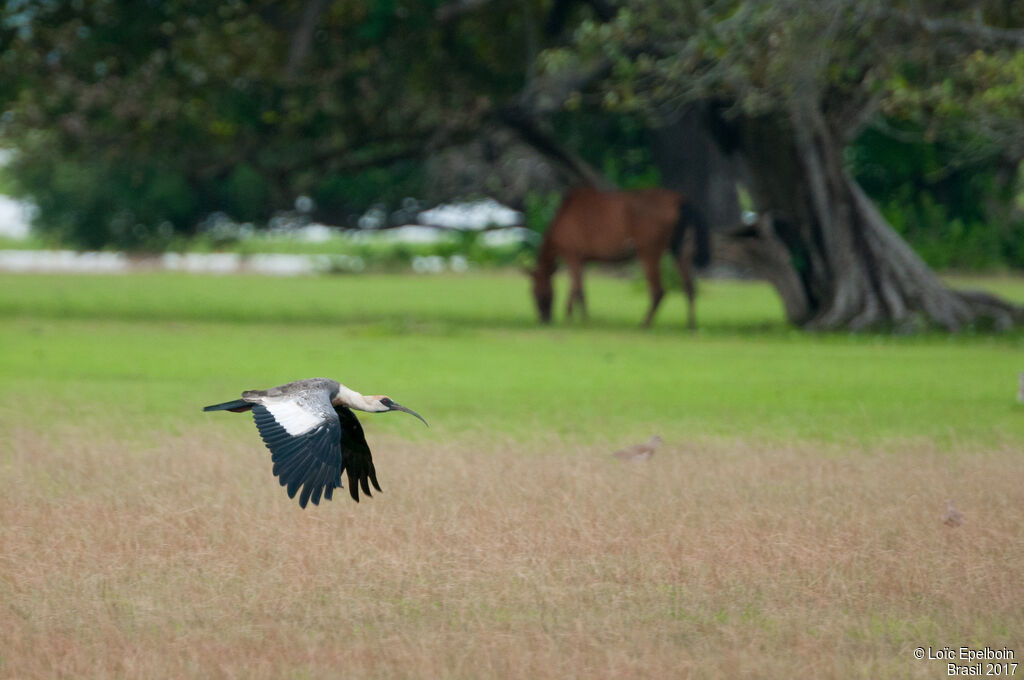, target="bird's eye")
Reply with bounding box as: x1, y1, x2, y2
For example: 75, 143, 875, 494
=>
380, 397, 393, 407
